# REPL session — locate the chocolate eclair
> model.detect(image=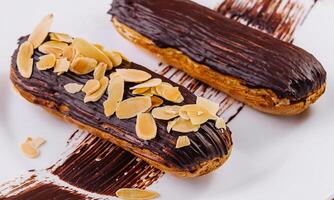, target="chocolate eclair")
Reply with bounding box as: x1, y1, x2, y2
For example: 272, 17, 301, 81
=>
10, 15, 232, 178
109, 0, 327, 115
